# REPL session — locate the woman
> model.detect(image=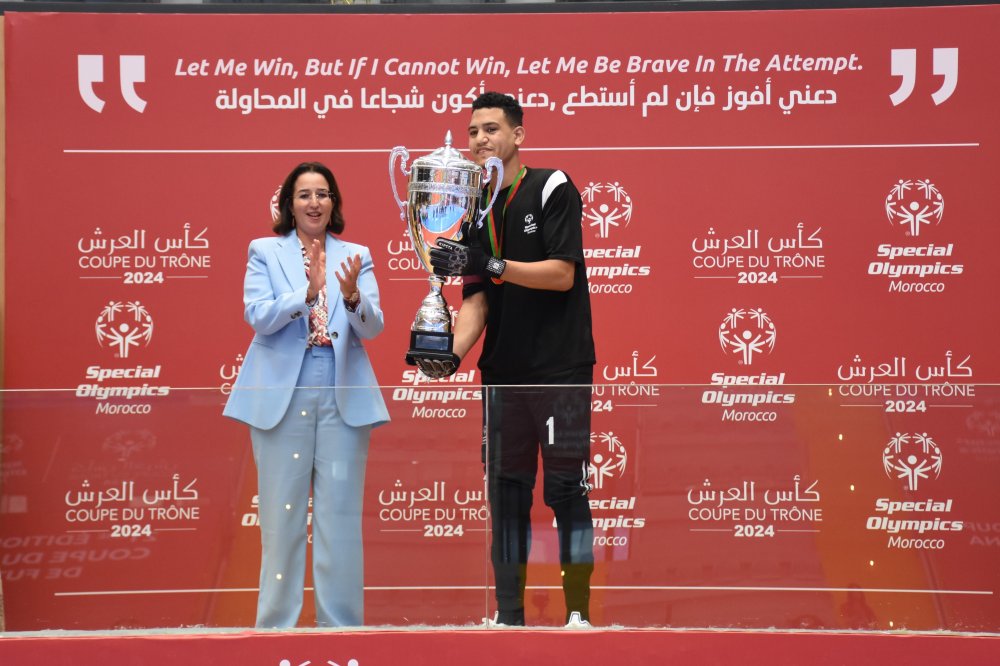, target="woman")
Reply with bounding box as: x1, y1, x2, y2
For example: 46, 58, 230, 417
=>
224, 162, 389, 628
